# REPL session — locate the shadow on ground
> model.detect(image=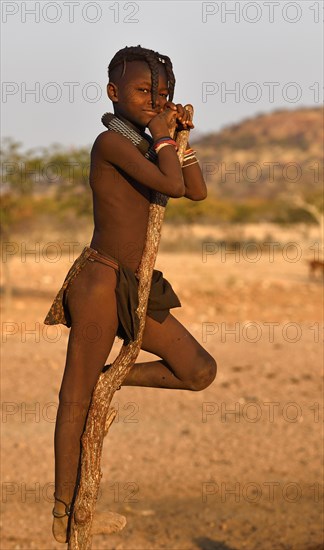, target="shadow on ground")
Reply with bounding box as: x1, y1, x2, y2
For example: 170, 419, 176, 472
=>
194, 537, 237, 550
